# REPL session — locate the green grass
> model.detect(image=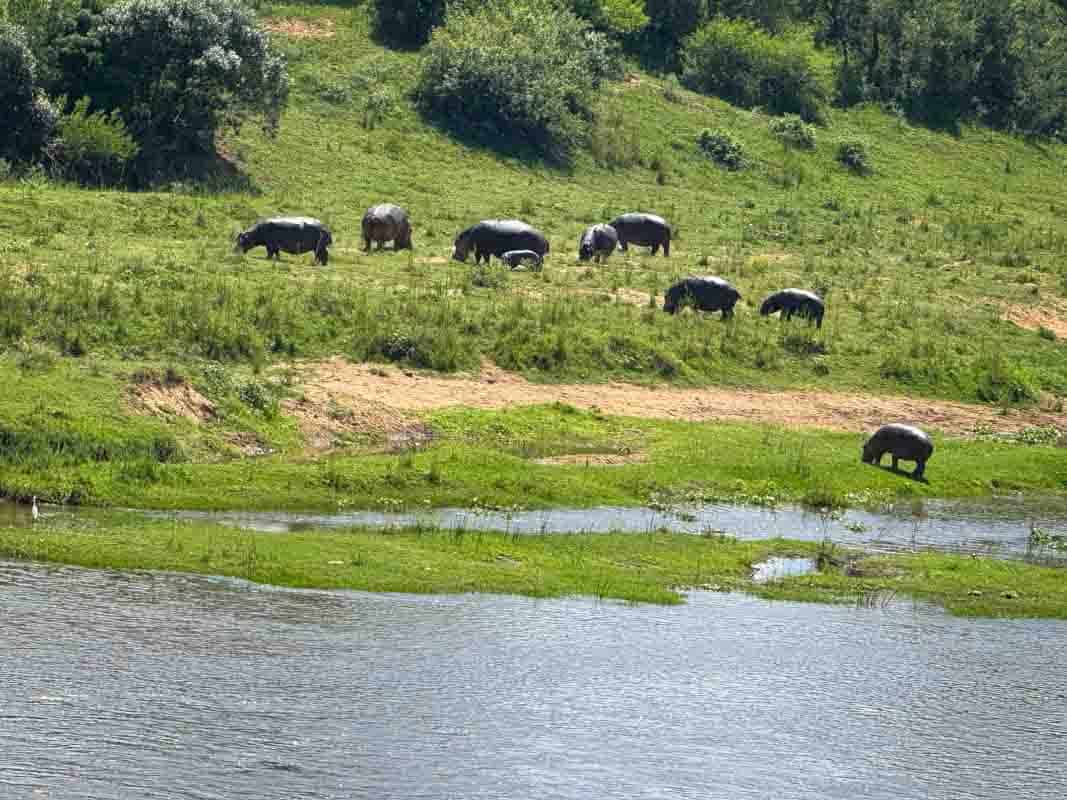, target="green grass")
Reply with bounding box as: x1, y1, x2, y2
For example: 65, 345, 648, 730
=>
3, 513, 1065, 617
1, 3, 1065, 511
